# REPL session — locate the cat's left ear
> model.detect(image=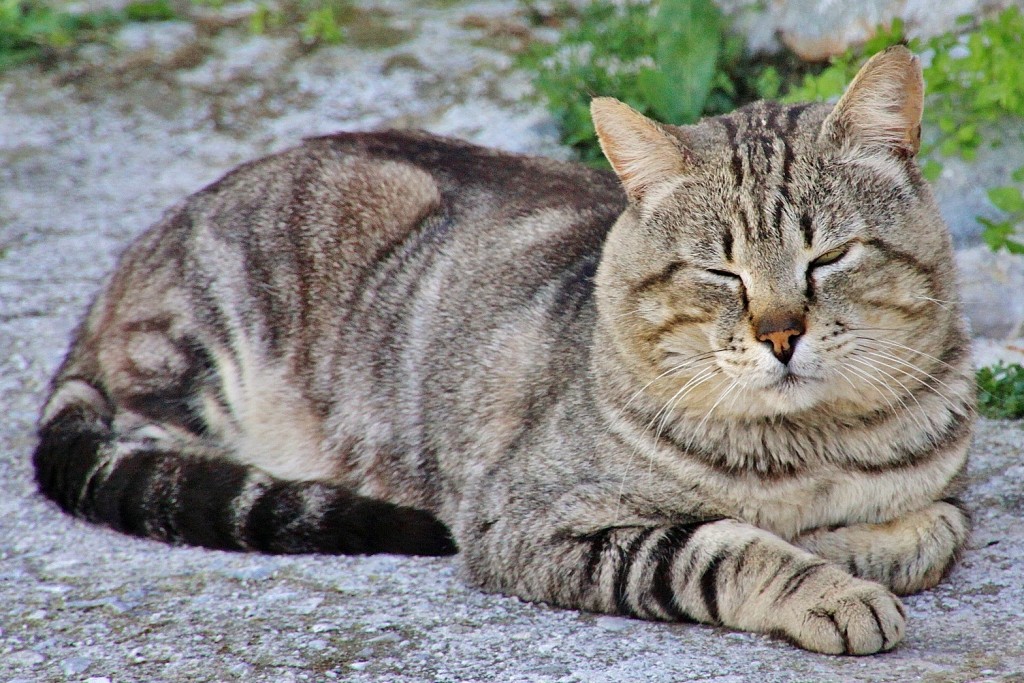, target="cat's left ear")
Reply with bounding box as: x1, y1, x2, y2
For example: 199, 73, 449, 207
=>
591, 97, 691, 202
820, 45, 924, 157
